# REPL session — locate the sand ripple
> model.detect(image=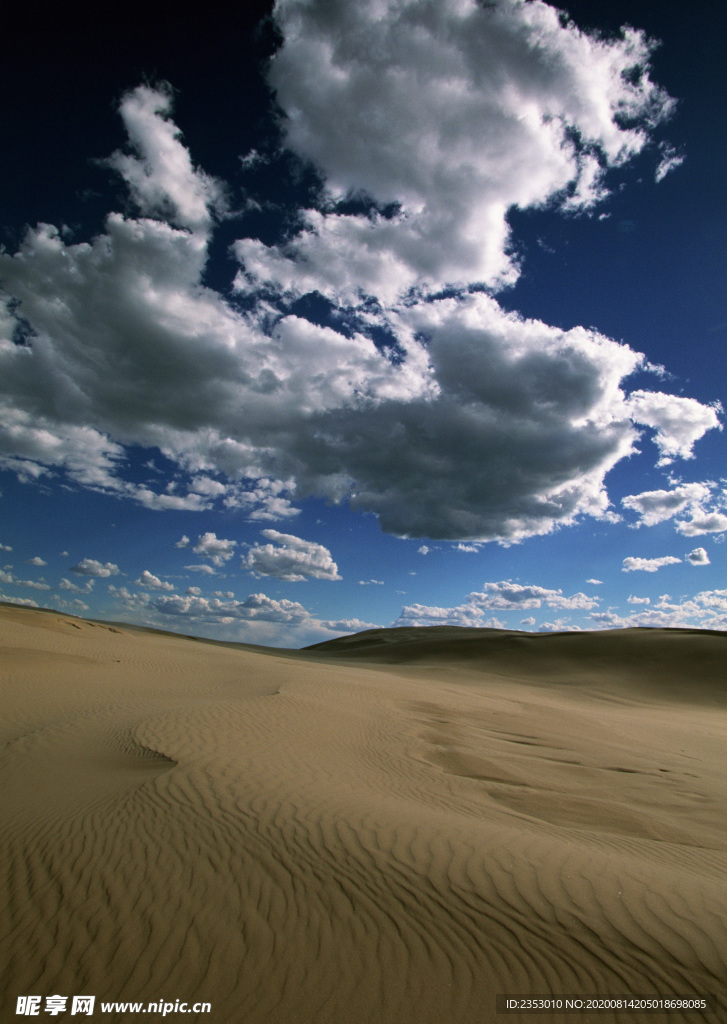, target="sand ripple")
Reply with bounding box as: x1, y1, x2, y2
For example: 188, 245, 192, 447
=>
2, 608, 726, 1022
